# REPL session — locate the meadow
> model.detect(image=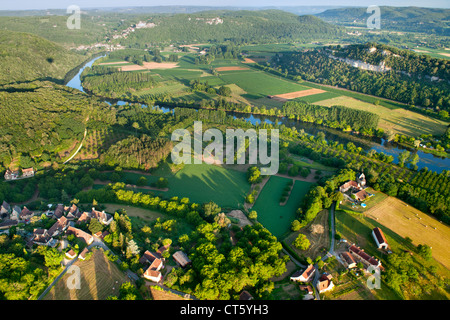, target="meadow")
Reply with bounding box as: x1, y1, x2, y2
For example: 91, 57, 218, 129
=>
251, 175, 312, 239
315, 95, 448, 136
